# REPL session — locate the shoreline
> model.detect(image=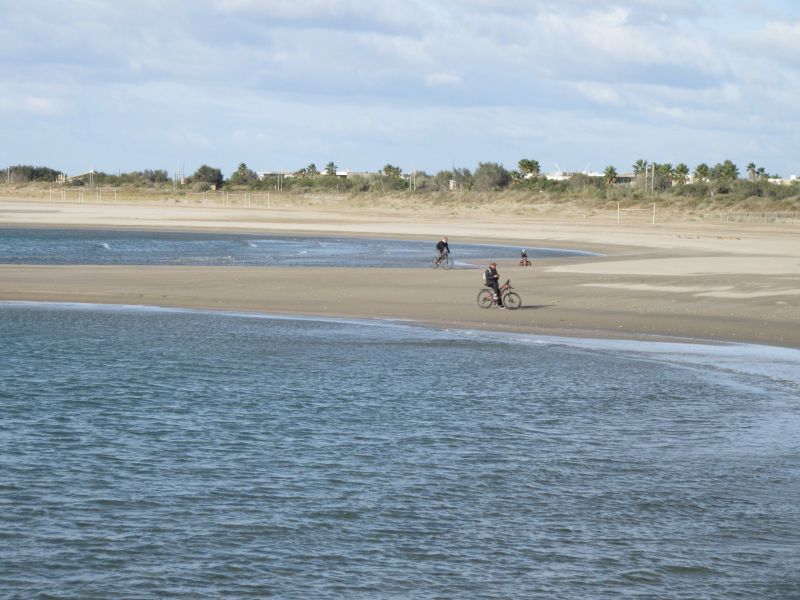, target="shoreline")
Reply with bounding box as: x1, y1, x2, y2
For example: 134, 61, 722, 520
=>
1, 199, 798, 349
0, 298, 775, 350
